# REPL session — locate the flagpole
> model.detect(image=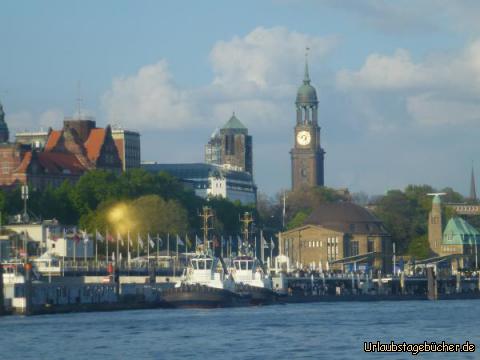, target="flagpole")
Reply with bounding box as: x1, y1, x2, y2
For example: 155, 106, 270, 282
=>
106, 228, 109, 265
137, 234, 140, 259
260, 230, 264, 263
270, 237, 273, 265
167, 233, 170, 257
147, 233, 150, 265
83, 230, 87, 264
156, 234, 159, 266
116, 232, 119, 269
95, 228, 98, 267
127, 230, 130, 270
221, 236, 224, 258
